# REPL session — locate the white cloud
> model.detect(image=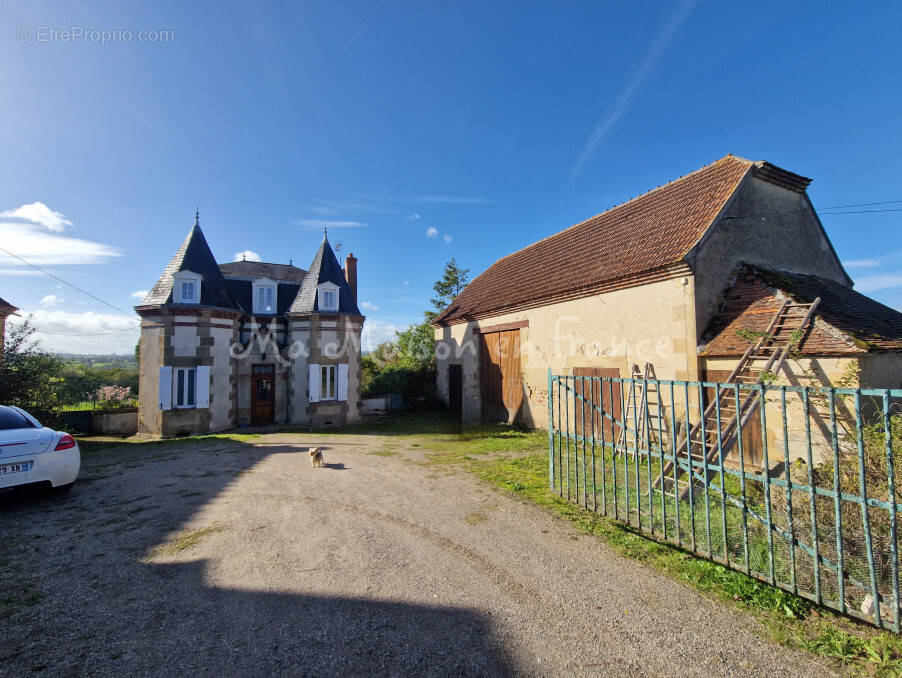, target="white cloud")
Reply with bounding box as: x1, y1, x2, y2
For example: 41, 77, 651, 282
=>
8, 310, 140, 354
0, 202, 121, 270
571, 0, 698, 175
233, 250, 262, 262
0, 201, 73, 232
0, 268, 44, 277
426, 227, 439, 238
40, 294, 62, 307
854, 273, 902, 293
298, 219, 367, 229
360, 301, 379, 311
843, 259, 880, 268
130, 290, 149, 300
408, 212, 421, 220
403, 280, 410, 286
443, 234, 453, 244
361, 320, 402, 352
